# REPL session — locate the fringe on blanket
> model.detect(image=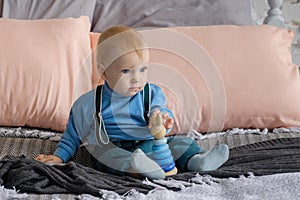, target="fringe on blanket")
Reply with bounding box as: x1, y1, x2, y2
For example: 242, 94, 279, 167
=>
78, 189, 143, 200
188, 127, 300, 140
80, 174, 253, 200
1, 126, 300, 141
0, 127, 61, 141
0, 186, 28, 200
